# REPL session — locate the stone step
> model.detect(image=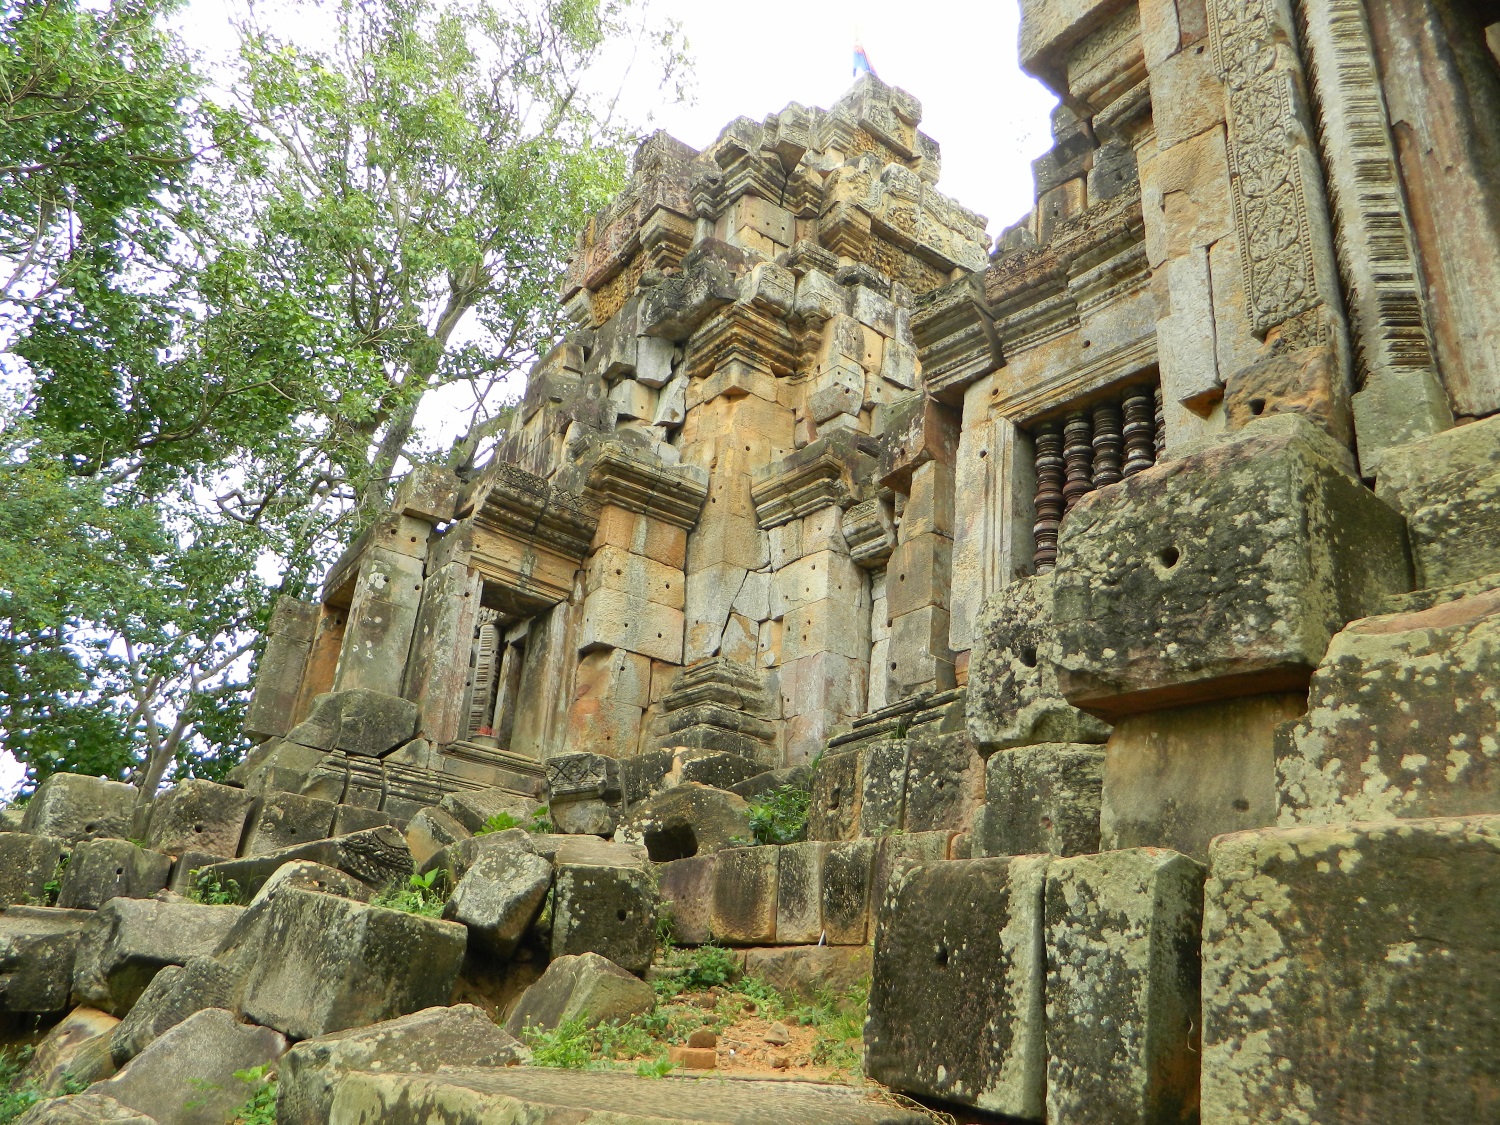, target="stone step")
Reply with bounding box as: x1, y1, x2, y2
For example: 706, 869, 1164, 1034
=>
327, 1067, 927, 1124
